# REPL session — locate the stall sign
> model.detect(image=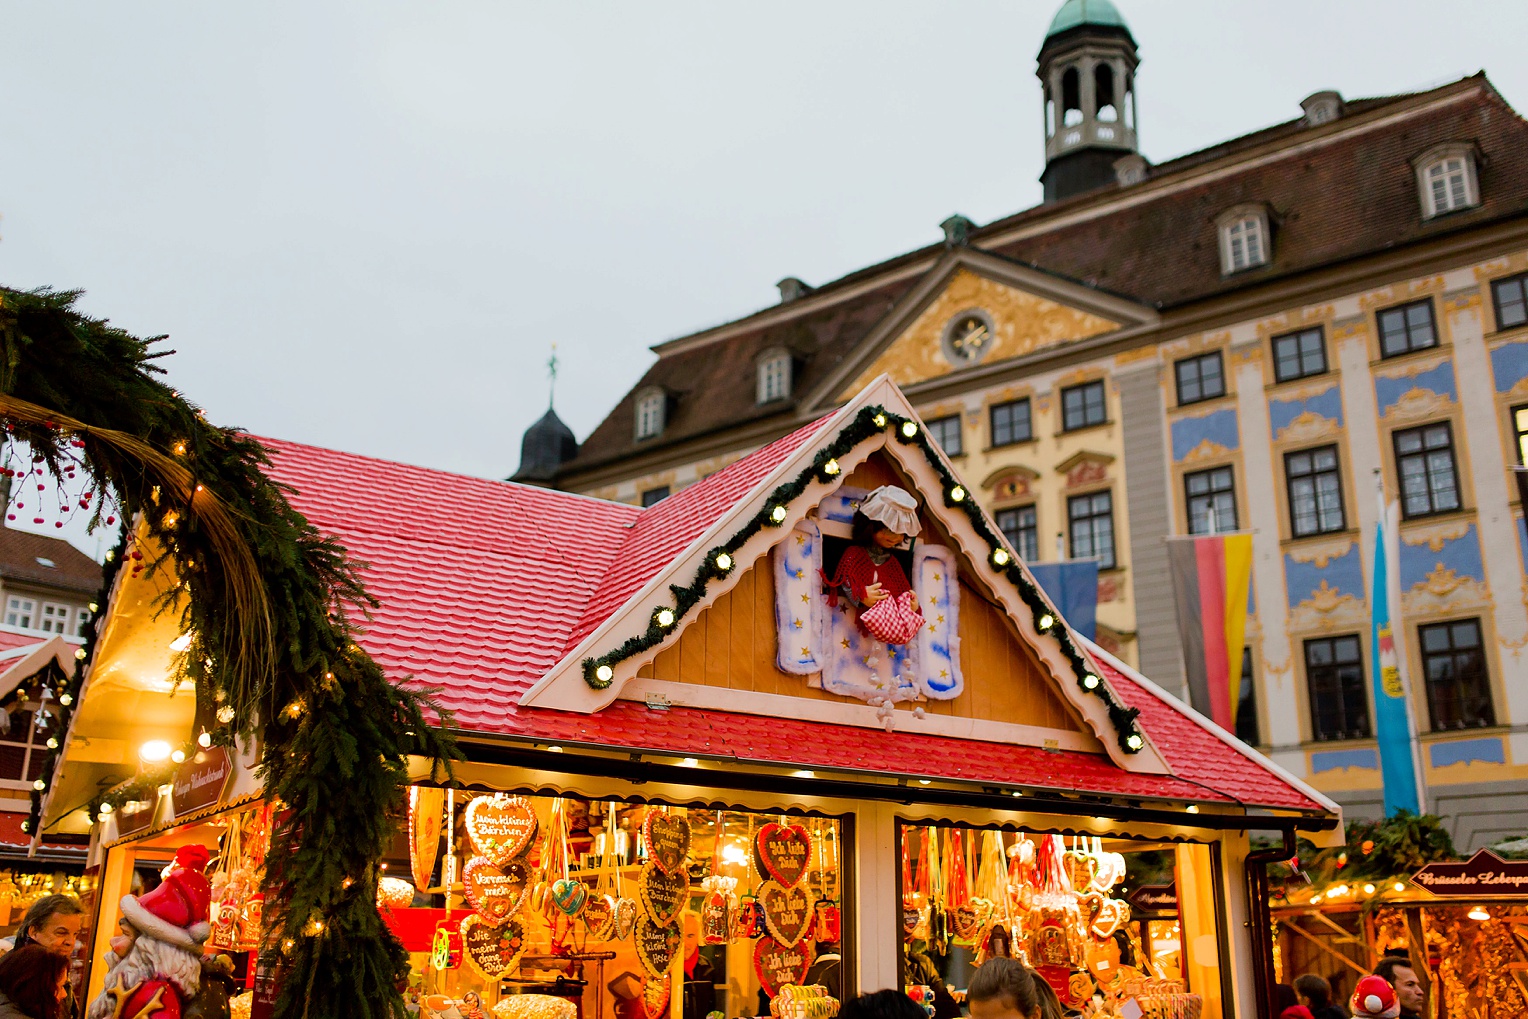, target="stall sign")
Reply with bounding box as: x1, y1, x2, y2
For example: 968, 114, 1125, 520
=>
1125, 883, 1177, 914
172, 747, 233, 819
1411, 849, 1528, 897
114, 800, 156, 839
